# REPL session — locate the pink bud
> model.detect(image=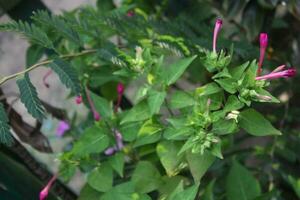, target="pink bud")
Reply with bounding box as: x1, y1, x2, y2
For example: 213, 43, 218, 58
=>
42, 70, 52, 88
75, 95, 82, 104
117, 83, 125, 95
93, 112, 101, 121
115, 131, 124, 149
272, 64, 286, 73
104, 147, 116, 155
257, 33, 268, 75
256, 67, 296, 80
213, 19, 223, 53
39, 175, 57, 200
